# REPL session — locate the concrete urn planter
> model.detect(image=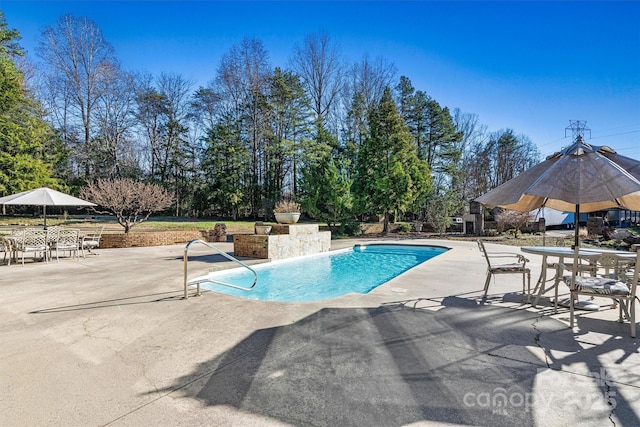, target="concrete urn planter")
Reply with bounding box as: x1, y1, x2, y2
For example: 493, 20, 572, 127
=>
255, 225, 272, 235
274, 212, 301, 224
